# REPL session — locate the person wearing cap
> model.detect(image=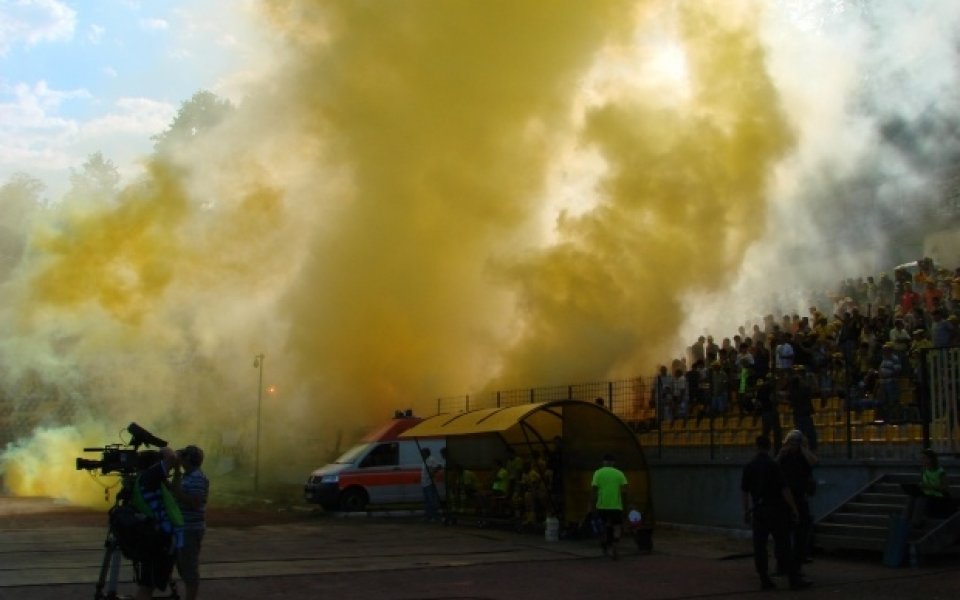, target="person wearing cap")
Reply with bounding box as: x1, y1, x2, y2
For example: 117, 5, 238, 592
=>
590, 454, 628, 560
736, 343, 756, 414
888, 318, 911, 352
171, 445, 209, 600
909, 328, 932, 373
